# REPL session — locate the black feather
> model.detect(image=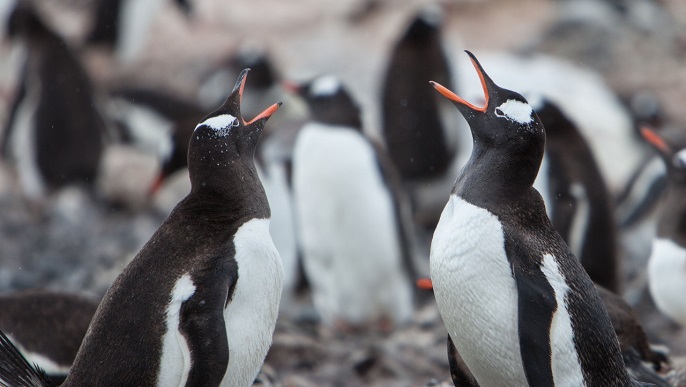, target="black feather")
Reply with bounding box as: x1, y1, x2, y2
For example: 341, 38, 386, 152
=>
0, 330, 54, 387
